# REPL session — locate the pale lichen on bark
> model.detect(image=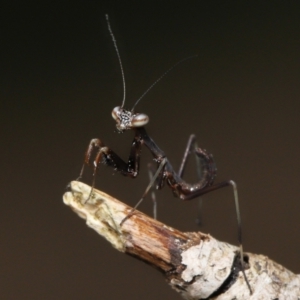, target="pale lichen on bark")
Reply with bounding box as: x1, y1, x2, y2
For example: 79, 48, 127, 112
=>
63, 181, 300, 299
